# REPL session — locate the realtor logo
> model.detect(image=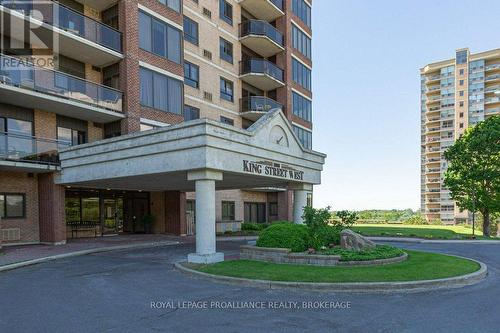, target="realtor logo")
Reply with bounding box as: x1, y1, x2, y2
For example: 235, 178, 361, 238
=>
0, 0, 59, 57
